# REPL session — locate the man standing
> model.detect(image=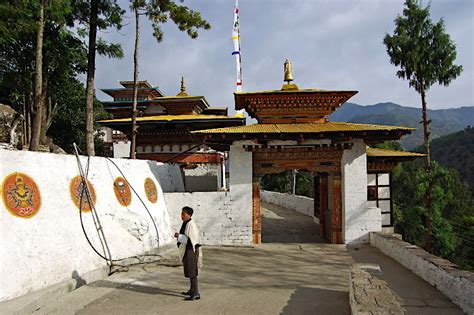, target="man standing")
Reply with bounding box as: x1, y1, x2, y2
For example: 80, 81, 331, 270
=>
174, 206, 202, 301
